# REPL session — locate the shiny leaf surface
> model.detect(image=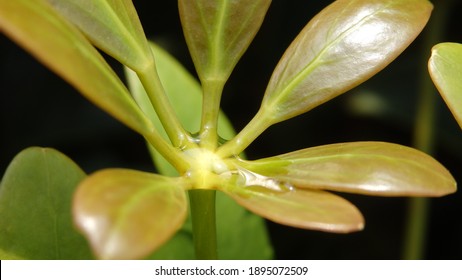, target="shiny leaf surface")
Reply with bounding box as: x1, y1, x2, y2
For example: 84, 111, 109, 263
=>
73, 169, 188, 259
240, 142, 456, 197
178, 0, 271, 82
0, 0, 153, 136
260, 0, 432, 123
46, 0, 153, 71
429, 42, 462, 129
0, 147, 92, 259
225, 187, 364, 233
